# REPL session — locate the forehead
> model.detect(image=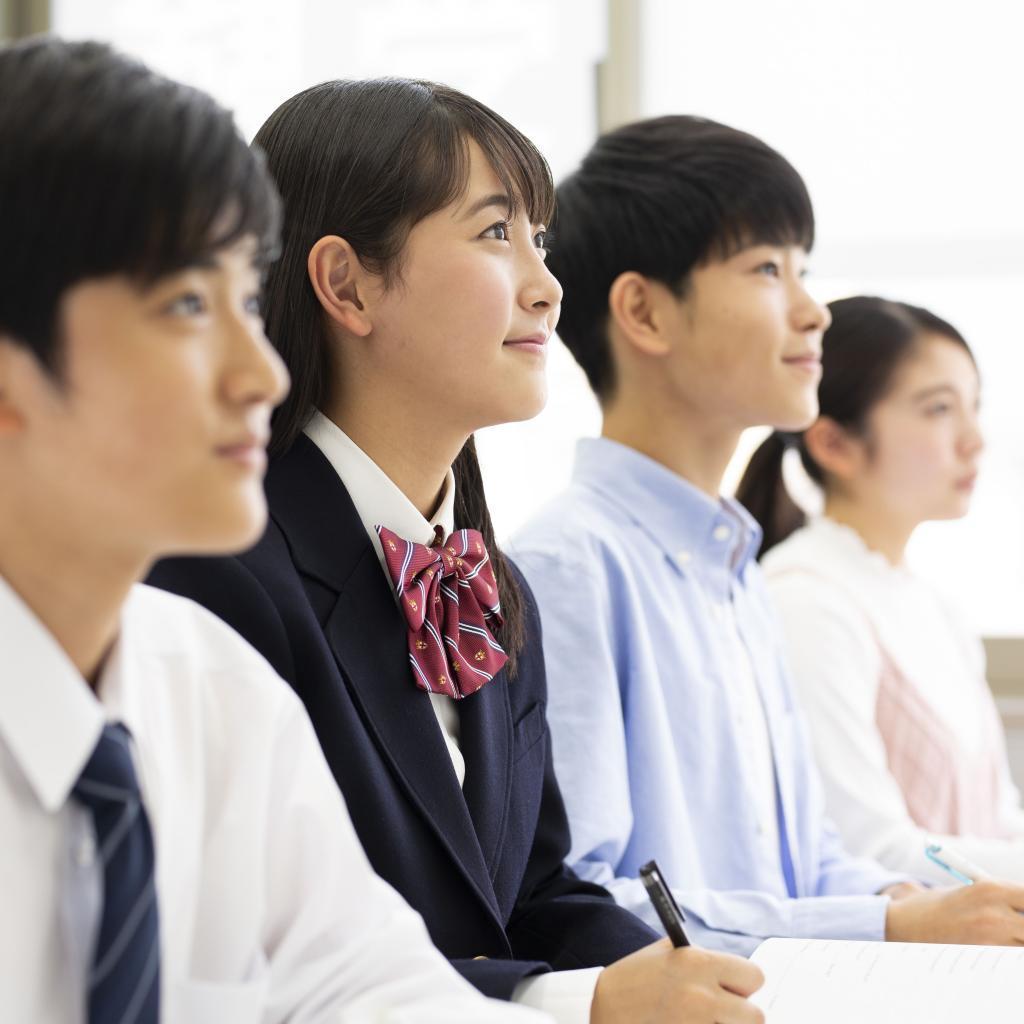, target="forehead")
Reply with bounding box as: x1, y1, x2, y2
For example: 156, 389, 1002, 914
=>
890, 333, 978, 392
